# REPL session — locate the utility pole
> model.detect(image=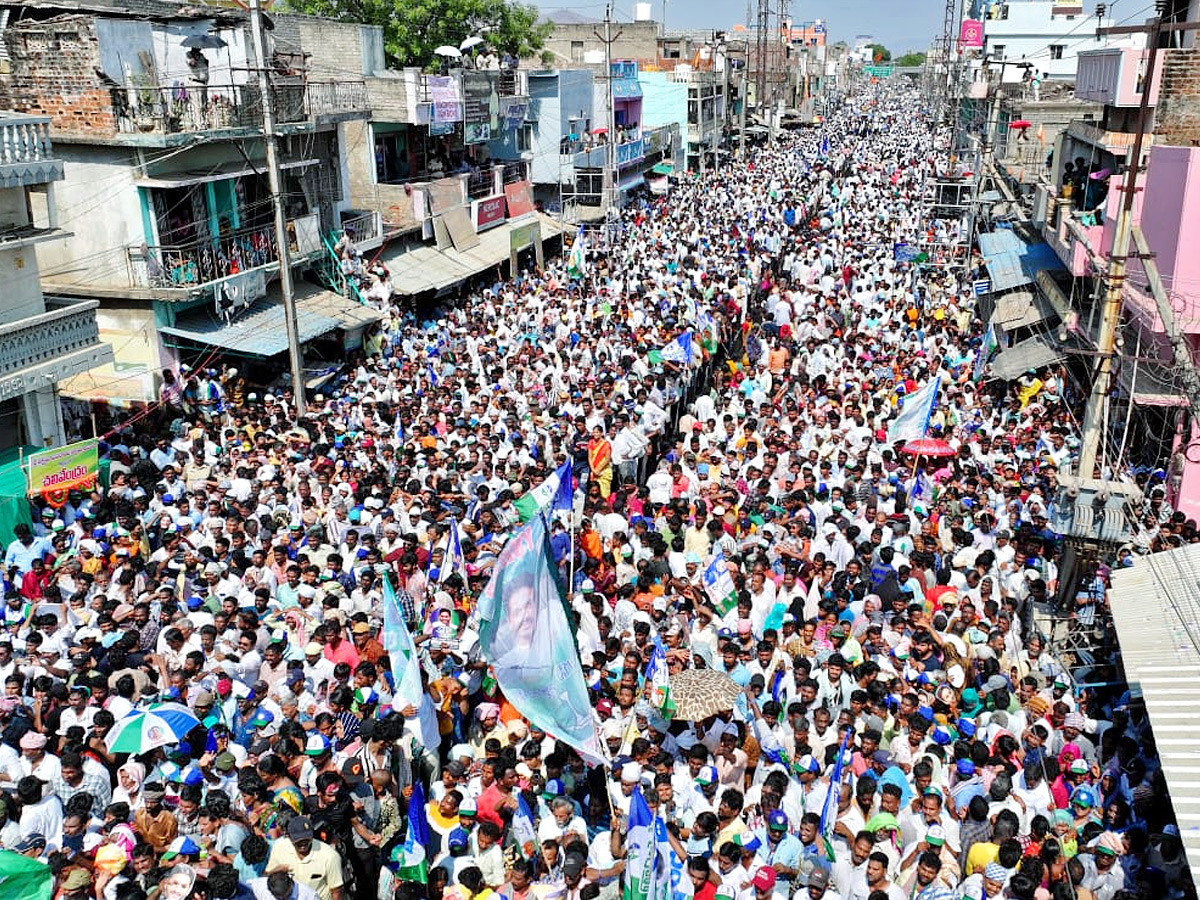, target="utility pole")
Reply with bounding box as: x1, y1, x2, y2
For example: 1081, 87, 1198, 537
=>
1075, 6, 1200, 475
595, 3, 621, 213
1052, 5, 1200, 595
249, 0, 304, 419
